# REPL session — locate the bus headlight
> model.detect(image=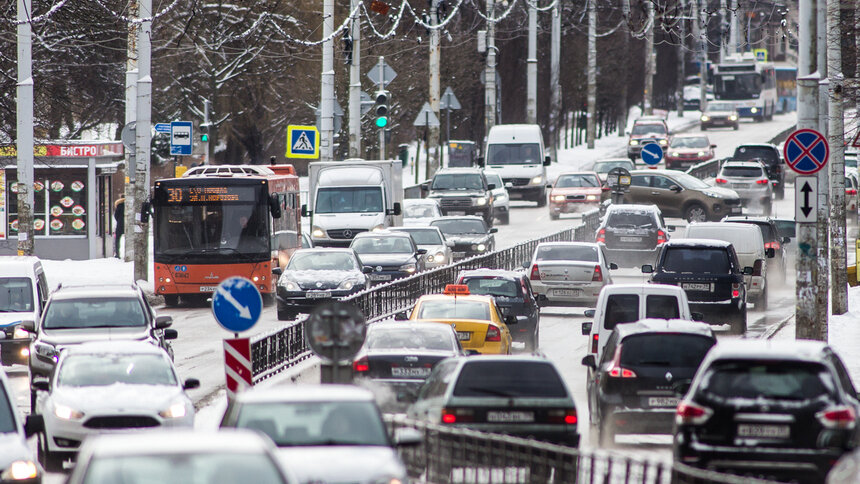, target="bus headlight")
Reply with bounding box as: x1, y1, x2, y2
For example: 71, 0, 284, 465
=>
750, 107, 758, 114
